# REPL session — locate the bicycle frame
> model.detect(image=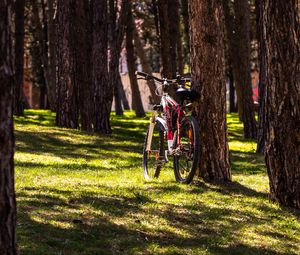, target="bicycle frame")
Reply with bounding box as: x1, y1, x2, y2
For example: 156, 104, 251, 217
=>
146, 92, 186, 154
